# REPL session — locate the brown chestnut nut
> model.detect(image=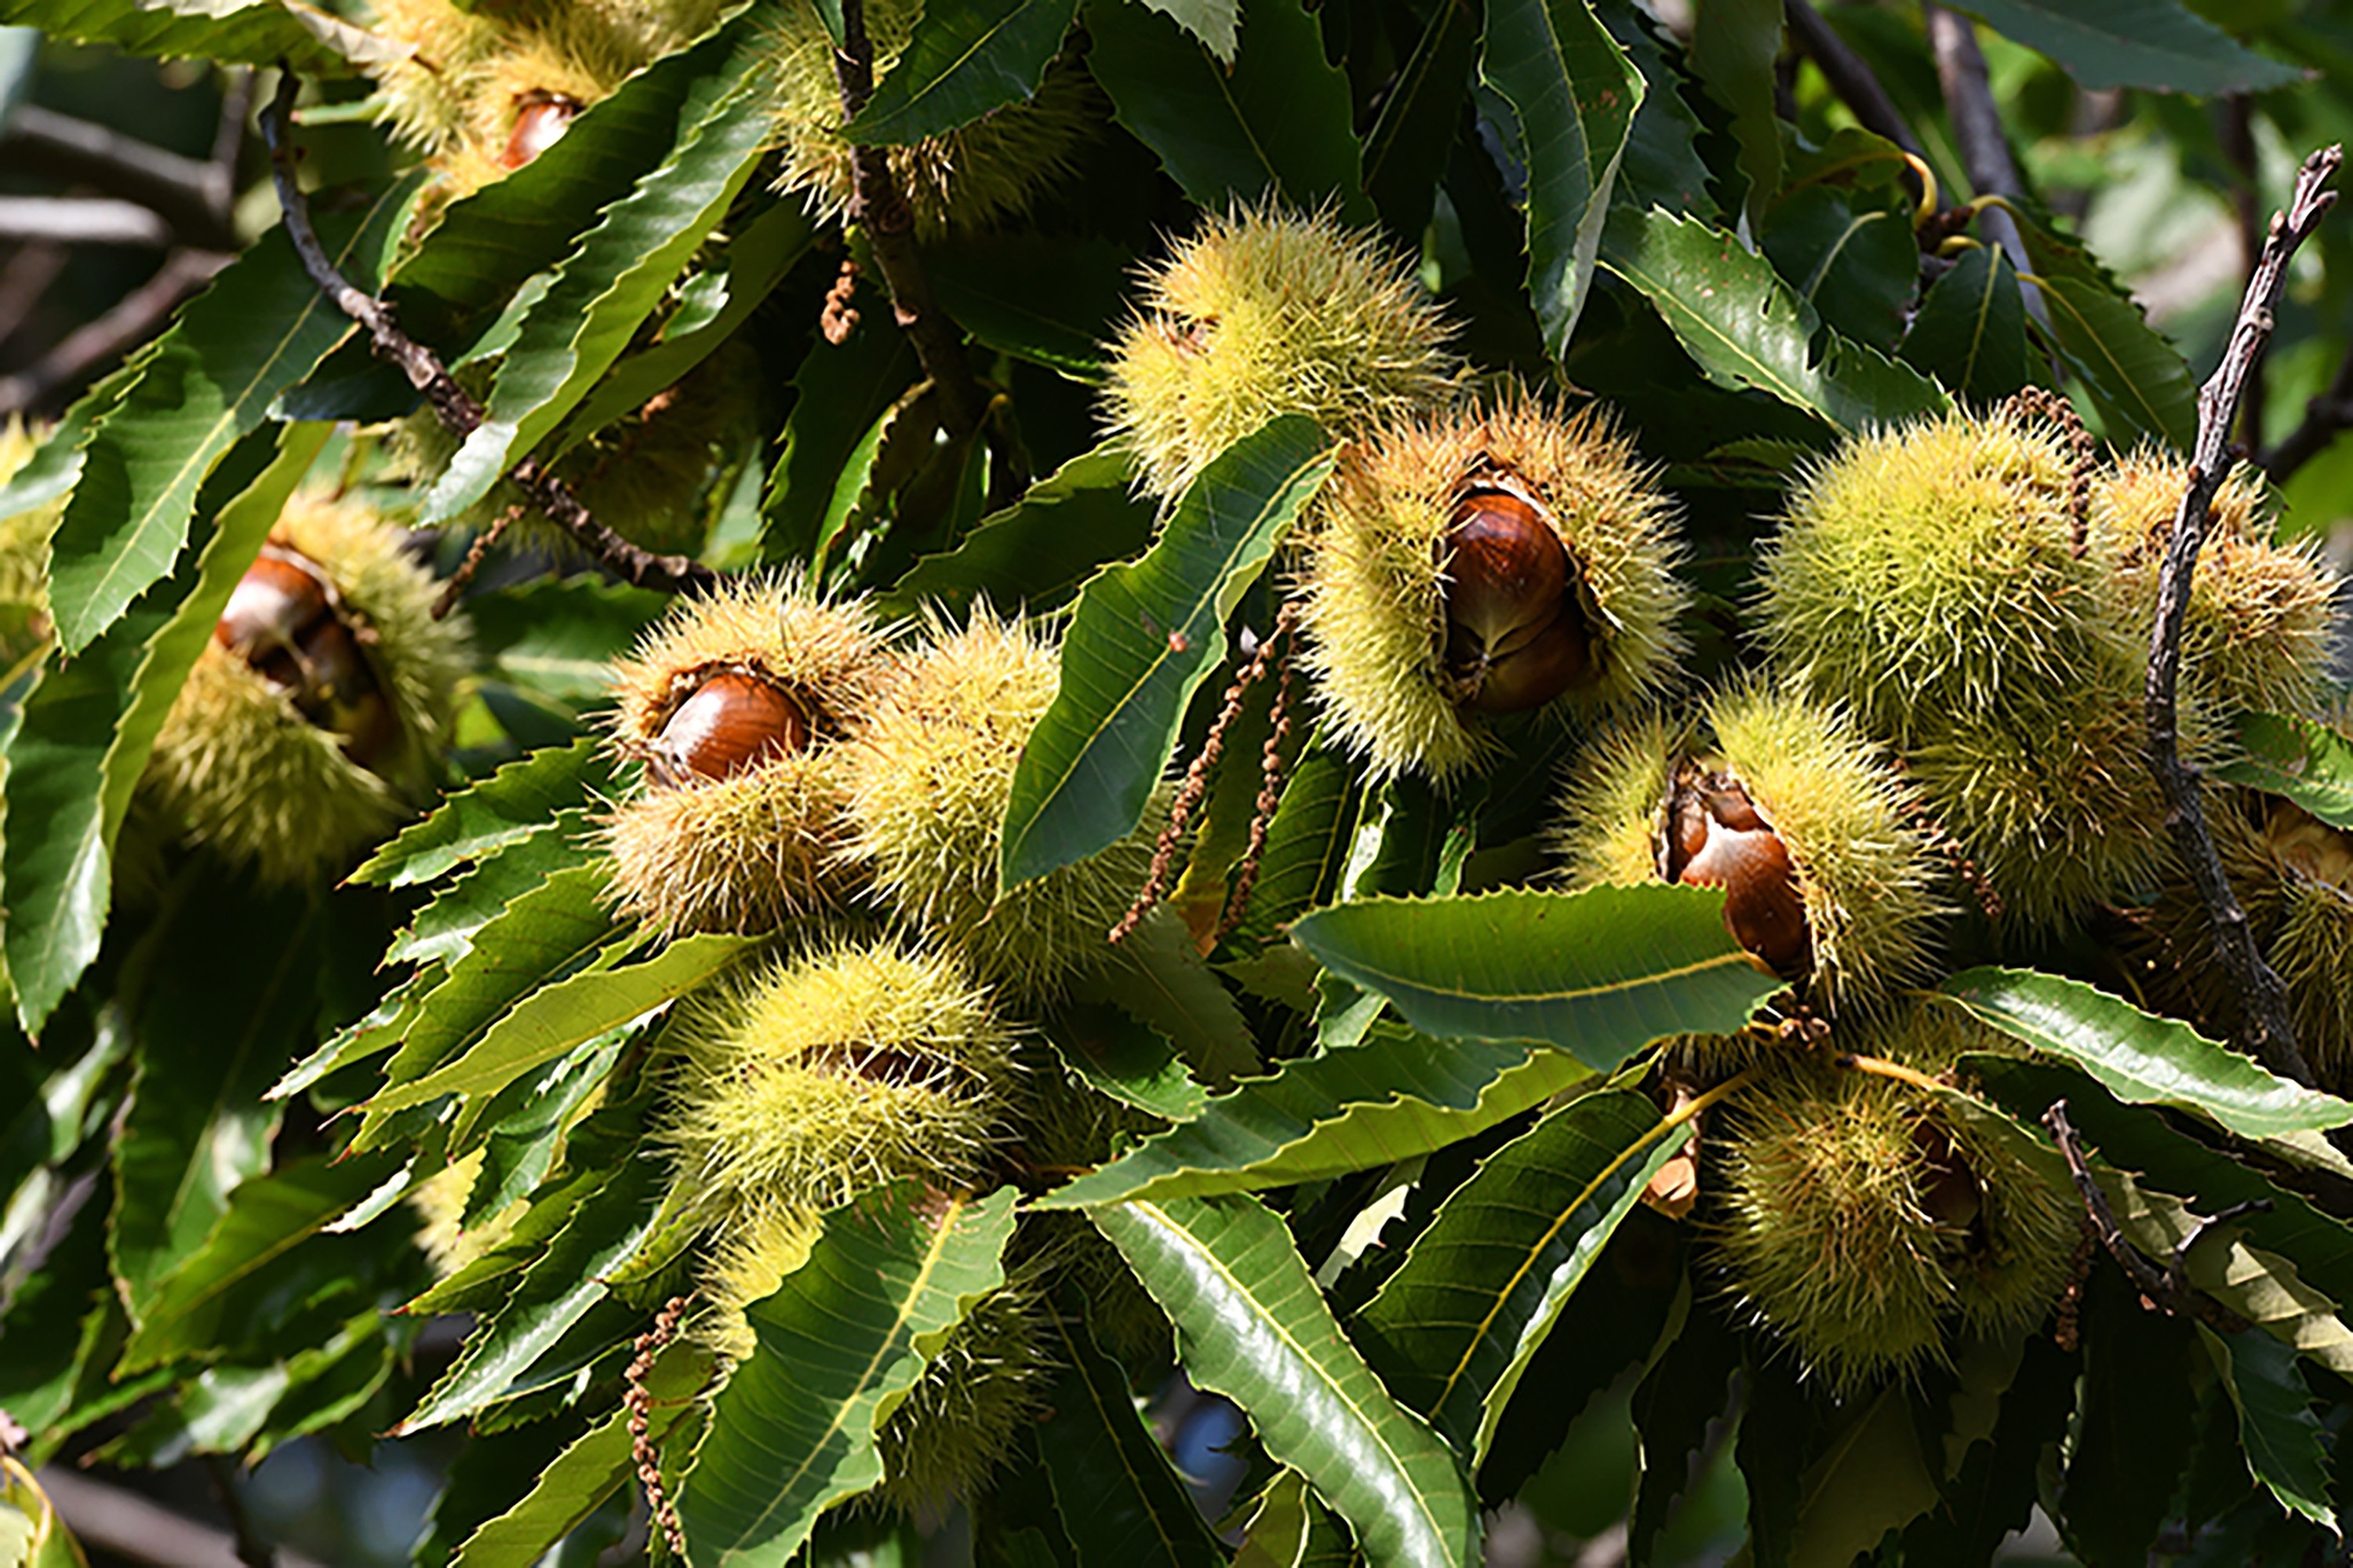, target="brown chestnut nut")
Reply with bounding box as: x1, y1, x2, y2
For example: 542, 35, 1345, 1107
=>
502, 91, 583, 171
1441, 489, 1591, 712
647, 670, 813, 788
215, 547, 398, 767
1664, 768, 1813, 980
